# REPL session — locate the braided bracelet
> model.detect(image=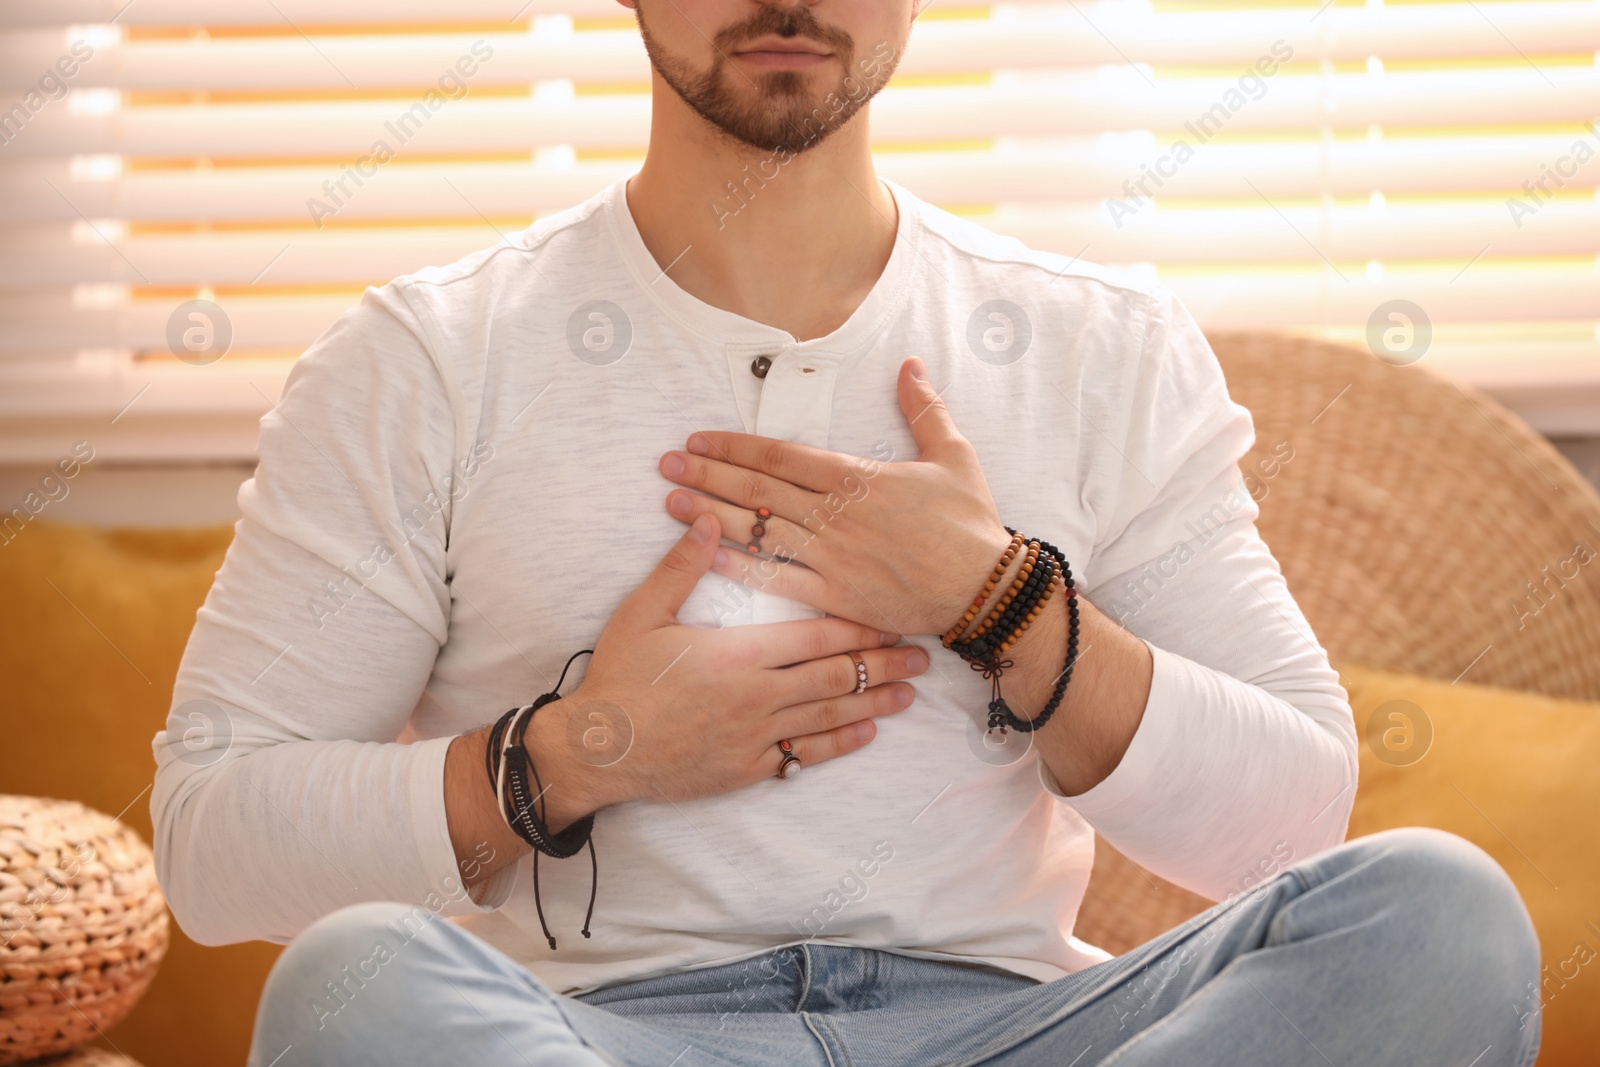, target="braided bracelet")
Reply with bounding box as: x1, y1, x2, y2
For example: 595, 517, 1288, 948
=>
483, 649, 599, 950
